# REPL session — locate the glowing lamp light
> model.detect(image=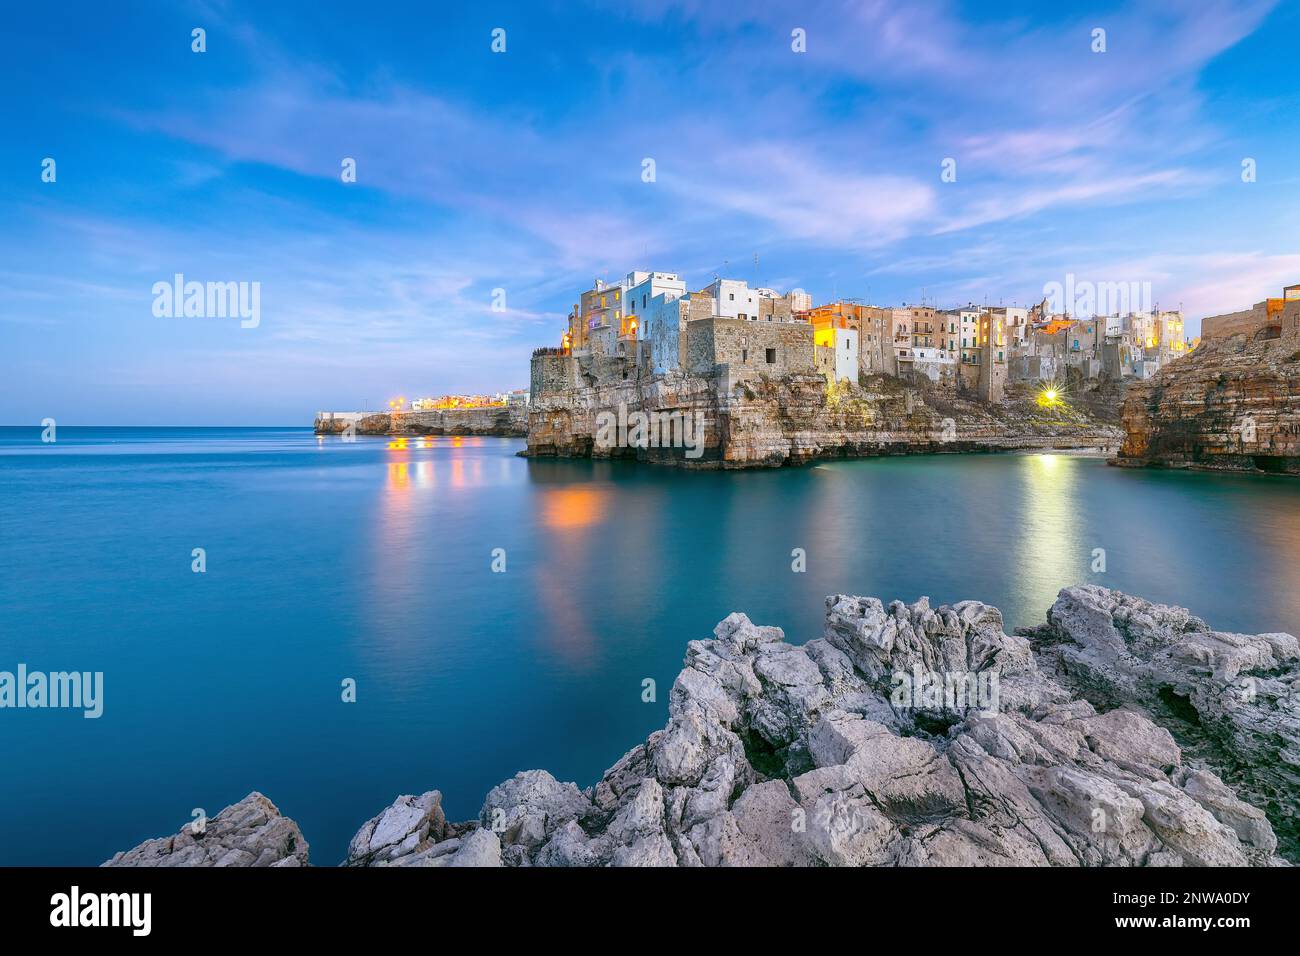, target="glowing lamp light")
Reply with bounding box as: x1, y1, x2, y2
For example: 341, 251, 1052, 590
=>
1037, 386, 1064, 410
